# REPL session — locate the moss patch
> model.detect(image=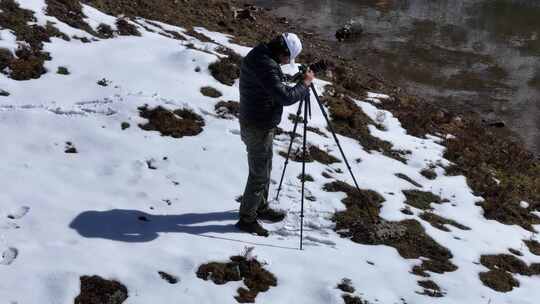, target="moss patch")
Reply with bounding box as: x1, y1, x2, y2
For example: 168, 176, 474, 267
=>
0, 0, 69, 80
57, 66, 70, 75
309, 145, 341, 165
97, 23, 114, 38
529, 69, 540, 90
417, 280, 444, 298
297, 173, 314, 182
138, 105, 205, 138
420, 167, 437, 180
479, 253, 540, 292
420, 212, 470, 232
196, 254, 277, 303
342, 294, 368, 304
524, 239, 540, 256
115, 18, 141, 36
279, 145, 340, 165
383, 90, 540, 232
306, 126, 328, 138
74, 275, 128, 304
325, 180, 457, 276
336, 278, 355, 293
65, 141, 78, 154
158, 271, 179, 284
479, 269, 519, 293
45, 0, 96, 36
324, 94, 408, 163
200, 86, 222, 98
403, 190, 443, 210
395, 173, 422, 188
